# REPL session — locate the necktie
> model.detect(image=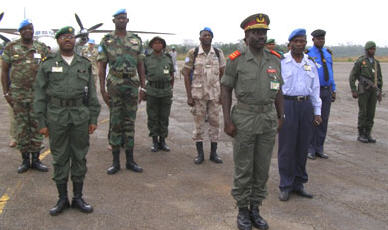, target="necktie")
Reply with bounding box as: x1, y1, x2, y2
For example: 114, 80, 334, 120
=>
319, 48, 329, 82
